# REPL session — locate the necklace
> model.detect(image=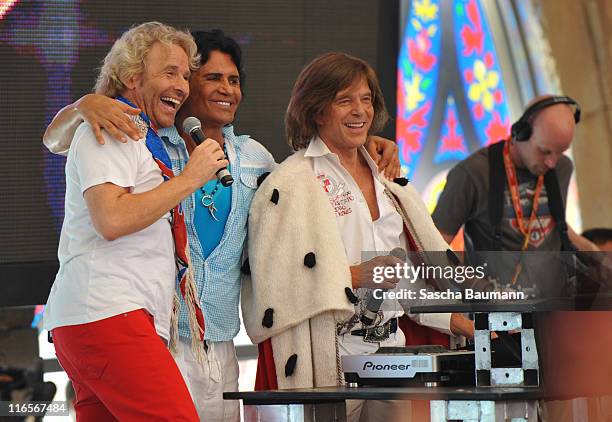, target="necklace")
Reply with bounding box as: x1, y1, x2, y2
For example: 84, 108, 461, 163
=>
201, 181, 221, 221
199, 144, 228, 221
